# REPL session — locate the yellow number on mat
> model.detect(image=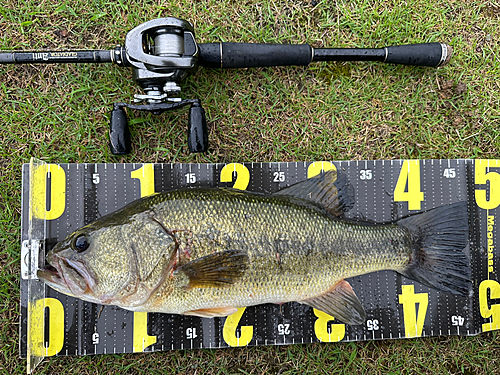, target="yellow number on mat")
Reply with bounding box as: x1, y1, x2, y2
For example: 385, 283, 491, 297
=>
223, 307, 253, 346
475, 160, 500, 210
398, 285, 428, 337
479, 280, 500, 332
220, 166, 253, 345
220, 163, 250, 190
131, 164, 155, 197
394, 160, 424, 211
313, 309, 345, 342
29, 298, 64, 357
131, 164, 158, 351
307, 161, 336, 179
133, 312, 157, 352
31, 164, 66, 220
